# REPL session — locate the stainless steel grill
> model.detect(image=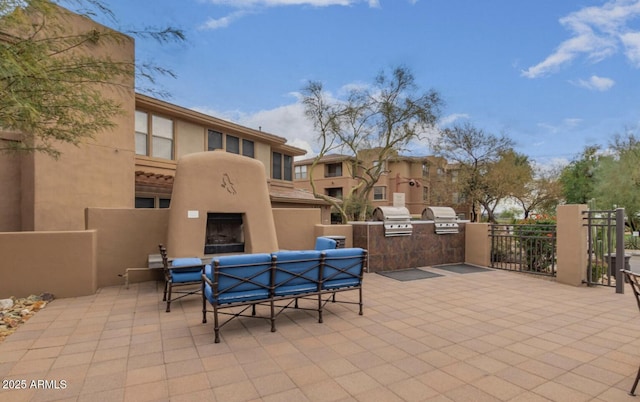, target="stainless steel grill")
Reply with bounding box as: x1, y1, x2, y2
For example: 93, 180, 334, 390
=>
422, 206, 459, 234
372, 206, 413, 237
